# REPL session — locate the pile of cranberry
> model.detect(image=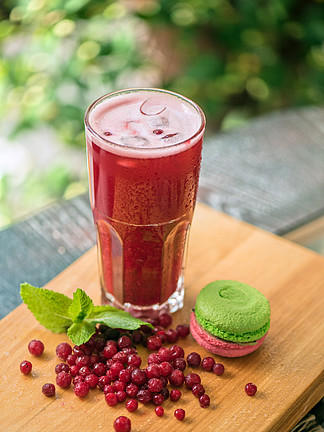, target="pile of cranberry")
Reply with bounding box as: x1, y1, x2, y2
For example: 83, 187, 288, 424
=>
20, 313, 257, 432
